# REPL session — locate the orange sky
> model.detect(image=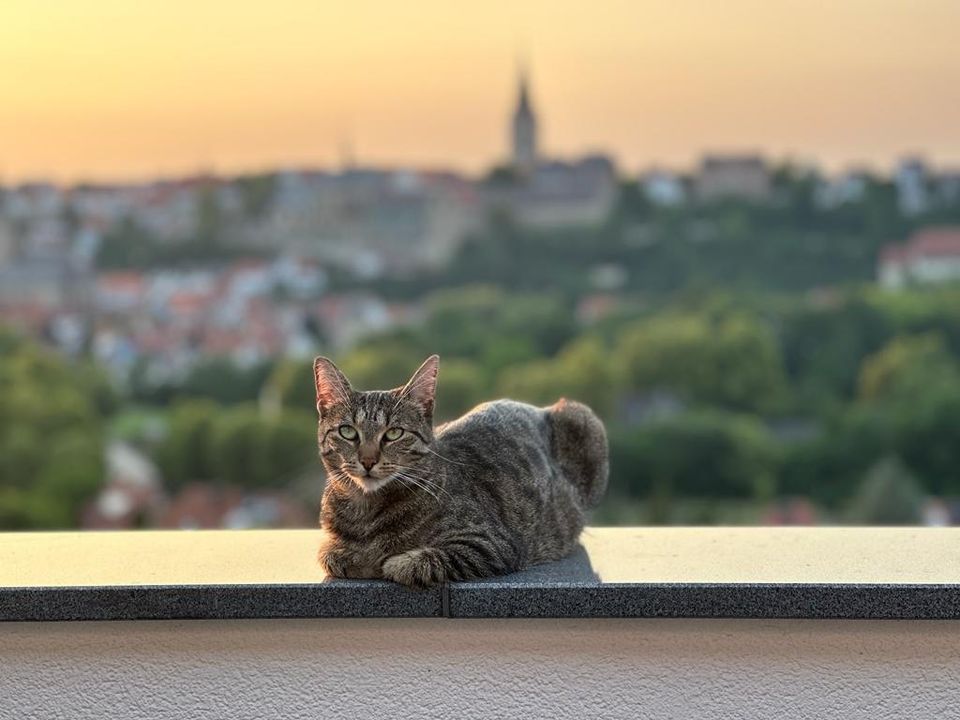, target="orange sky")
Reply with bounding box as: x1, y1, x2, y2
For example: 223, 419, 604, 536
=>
2, 0, 960, 182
